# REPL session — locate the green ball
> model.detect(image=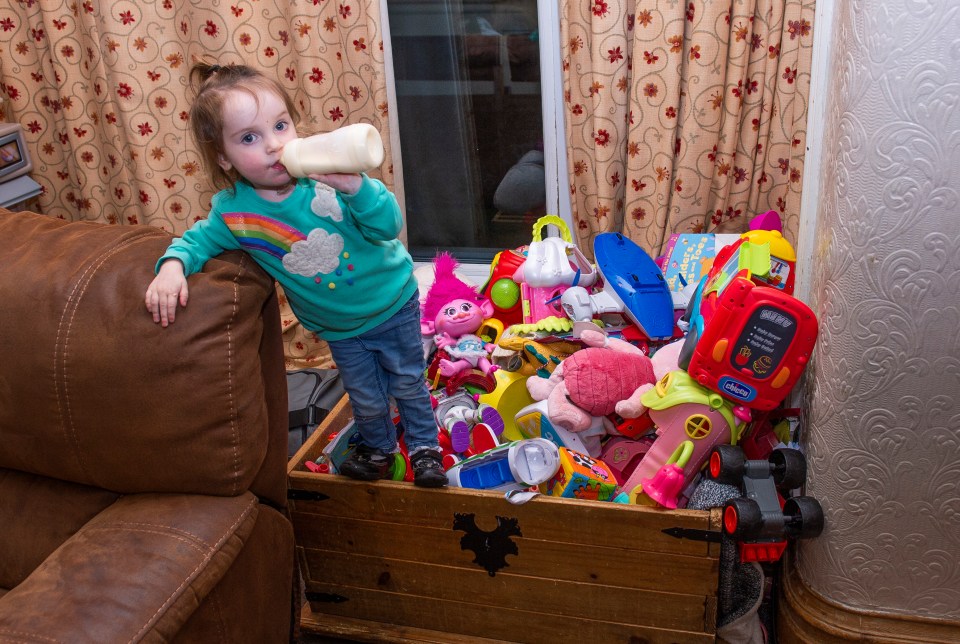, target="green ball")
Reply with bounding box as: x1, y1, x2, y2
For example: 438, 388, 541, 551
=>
490, 278, 520, 309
